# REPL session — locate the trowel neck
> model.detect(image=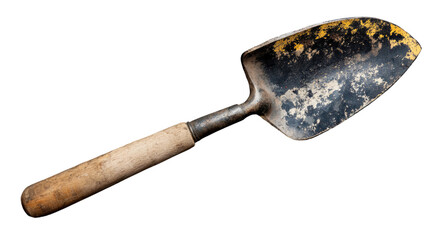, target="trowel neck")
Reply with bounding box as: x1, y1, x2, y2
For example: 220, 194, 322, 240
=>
187, 104, 249, 142
187, 94, 267, 142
